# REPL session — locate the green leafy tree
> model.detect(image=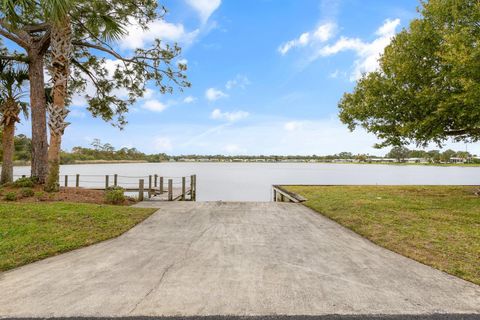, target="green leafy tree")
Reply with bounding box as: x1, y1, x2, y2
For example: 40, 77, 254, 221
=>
0, 61, 29, 184
0, 0, 189, 183
338, 0, 480, 148
386, 146, 410, 162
